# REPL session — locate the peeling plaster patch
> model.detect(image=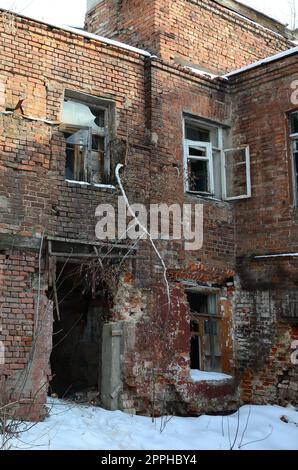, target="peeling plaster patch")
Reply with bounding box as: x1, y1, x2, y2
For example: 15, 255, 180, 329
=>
124, 97, 132, 109
0, 80, 6, 108
0, 196, 9, 212
151, 132, 159, 146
